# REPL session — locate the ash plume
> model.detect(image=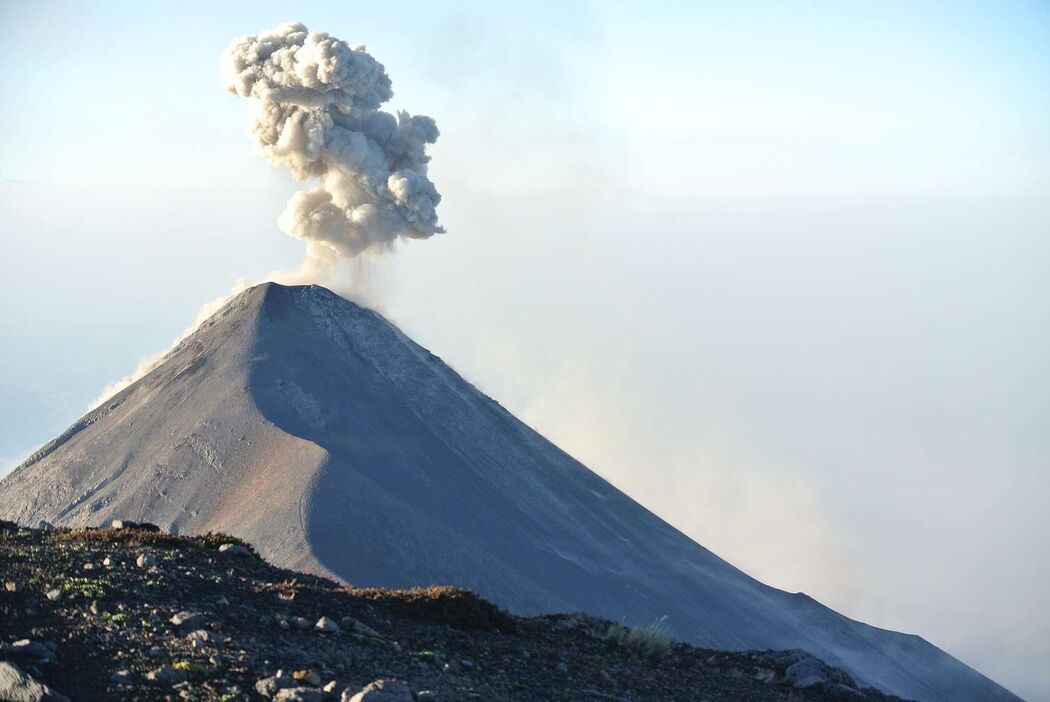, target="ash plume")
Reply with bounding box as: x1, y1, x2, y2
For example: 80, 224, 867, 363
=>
221, 21, 443, 271
92, 23, 439, 410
